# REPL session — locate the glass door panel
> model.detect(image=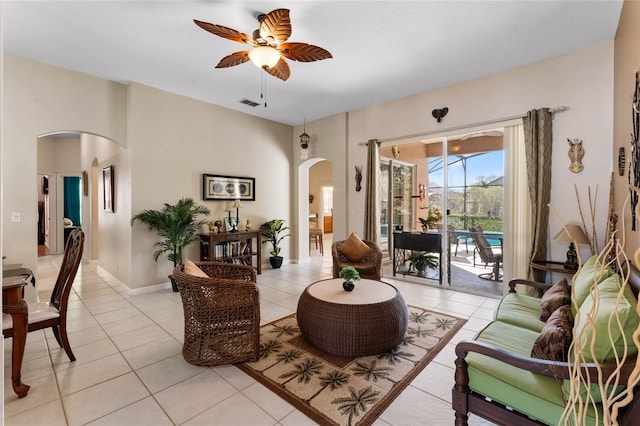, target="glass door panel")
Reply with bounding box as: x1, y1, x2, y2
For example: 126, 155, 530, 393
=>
380, 161, 390, 258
